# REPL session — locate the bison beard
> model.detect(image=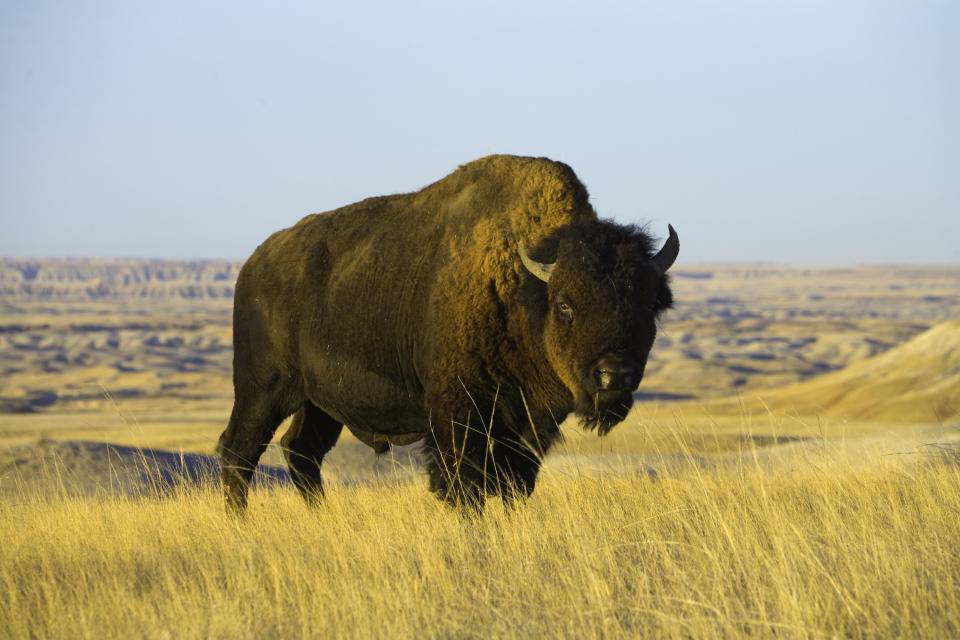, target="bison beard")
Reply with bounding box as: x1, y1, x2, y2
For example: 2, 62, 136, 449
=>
216, 155, 678, 515
580, 391, 635, 436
